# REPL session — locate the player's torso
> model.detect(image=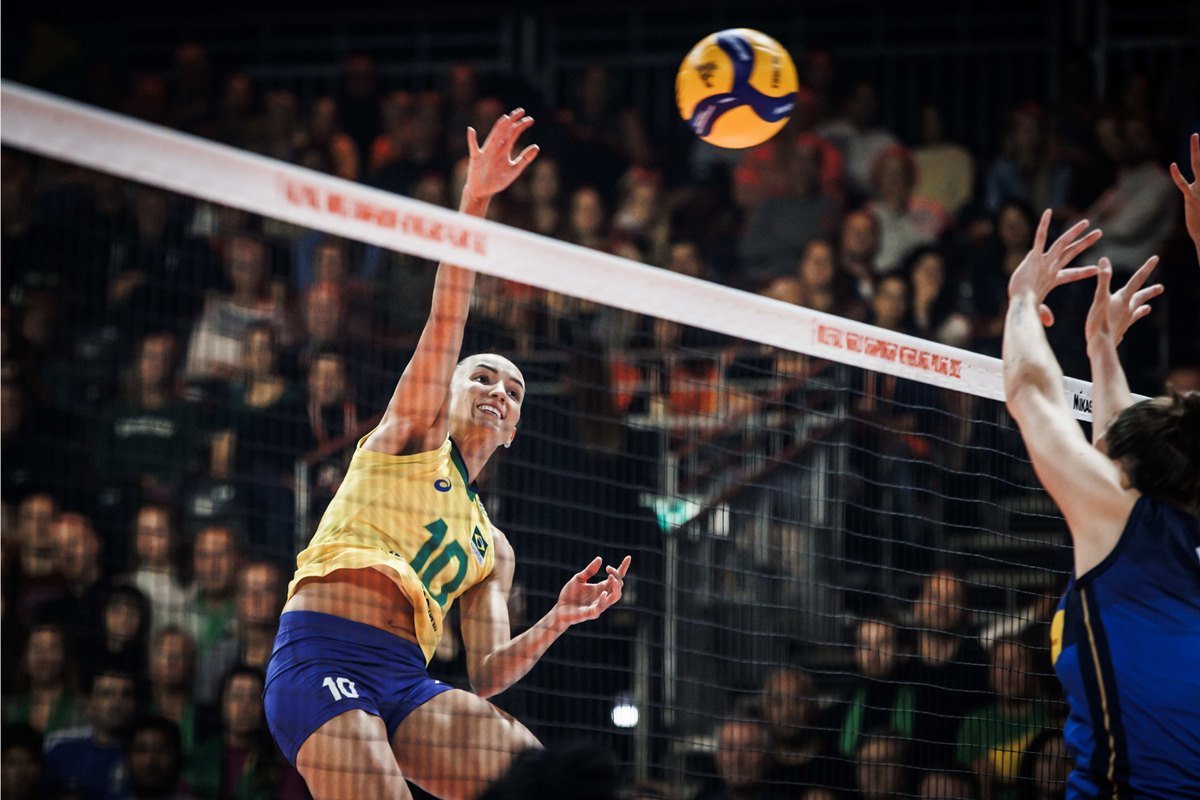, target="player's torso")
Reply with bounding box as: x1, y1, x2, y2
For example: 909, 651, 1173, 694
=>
1051, 497, 1200, 798
291, 436, 496, 658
